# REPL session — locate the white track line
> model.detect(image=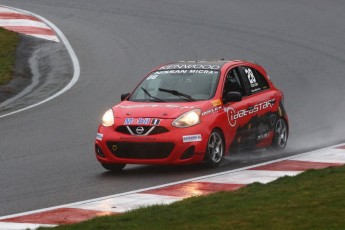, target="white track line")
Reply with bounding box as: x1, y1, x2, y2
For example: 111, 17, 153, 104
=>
0, 222, 56, 230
